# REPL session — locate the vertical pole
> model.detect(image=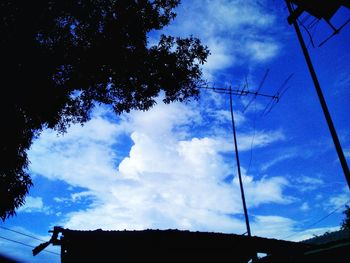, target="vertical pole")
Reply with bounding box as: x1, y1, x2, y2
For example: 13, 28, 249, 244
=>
286, 0, 350, 190
230, 88, 257, 262
229, 89, 251, 237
